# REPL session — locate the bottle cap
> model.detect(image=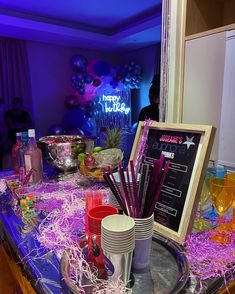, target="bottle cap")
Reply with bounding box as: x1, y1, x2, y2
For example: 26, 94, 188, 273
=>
28, 129, 35, 138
